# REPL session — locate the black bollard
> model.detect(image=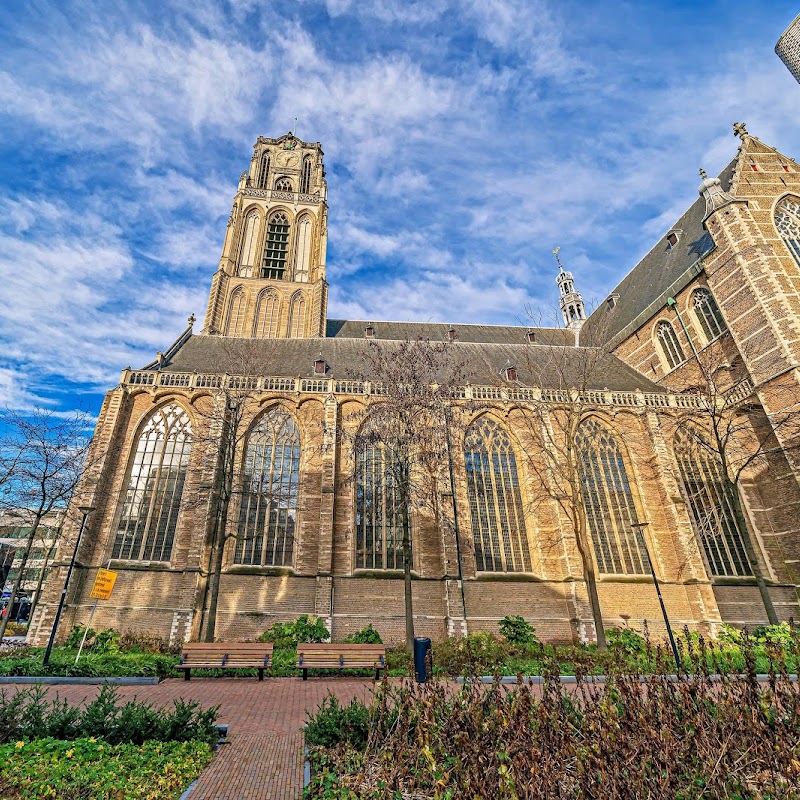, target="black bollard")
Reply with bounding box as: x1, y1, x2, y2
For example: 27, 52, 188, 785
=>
413, 636, 432, 682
